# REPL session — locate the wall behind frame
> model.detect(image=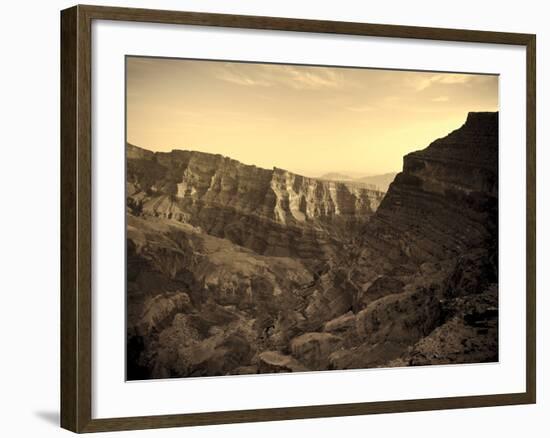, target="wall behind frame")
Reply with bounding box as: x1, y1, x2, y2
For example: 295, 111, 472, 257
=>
0, 0, 546, 437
